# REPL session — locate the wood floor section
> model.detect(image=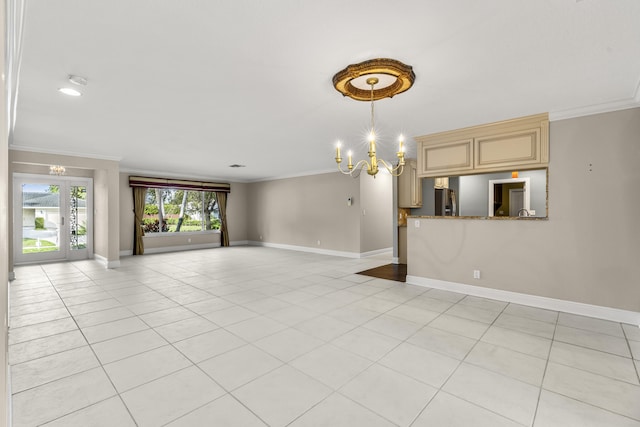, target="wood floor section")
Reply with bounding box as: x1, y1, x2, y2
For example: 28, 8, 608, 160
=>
356, 263, 407, 282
